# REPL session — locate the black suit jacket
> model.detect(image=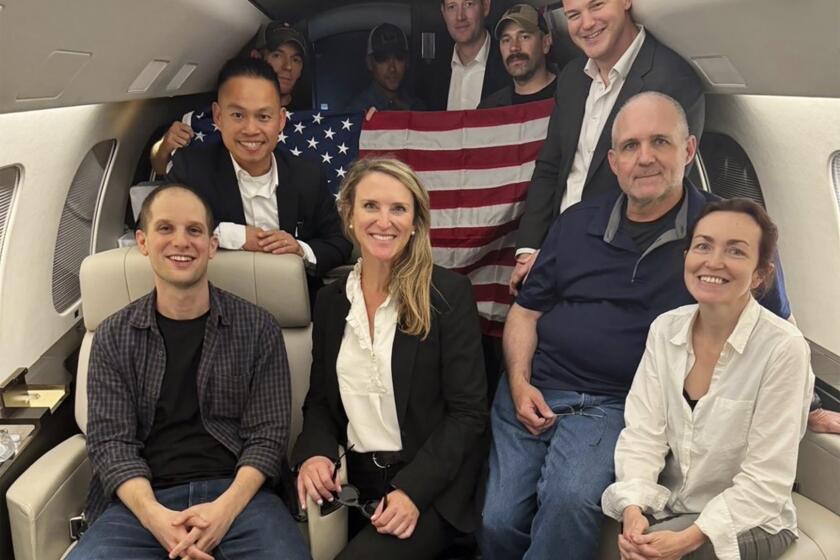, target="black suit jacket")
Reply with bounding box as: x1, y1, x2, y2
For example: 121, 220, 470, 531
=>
516, 32, 706, 250
167, 143, 352, 277
291, 266, 488, 532
418, 31, 509, 111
